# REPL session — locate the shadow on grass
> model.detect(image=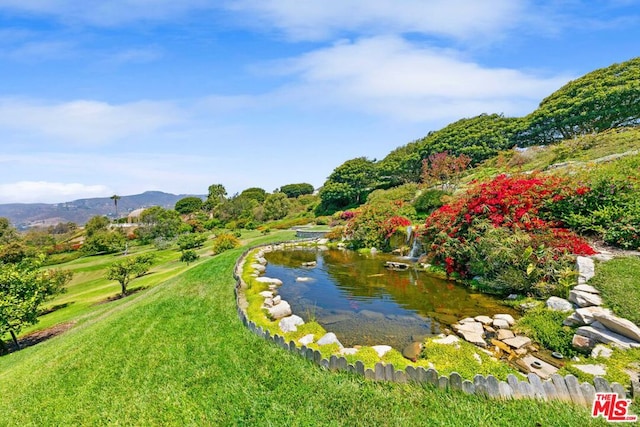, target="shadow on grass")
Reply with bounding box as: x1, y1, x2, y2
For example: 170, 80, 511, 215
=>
1, 321, 76, 356
93, 286, 149, 306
